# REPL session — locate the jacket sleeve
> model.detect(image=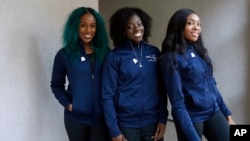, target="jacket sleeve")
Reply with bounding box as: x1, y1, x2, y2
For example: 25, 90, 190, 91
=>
102, 52, 121, 137
212, 78, 232, 117
50, 50, 70, 108
157, 62, 169, 124
161, 58, 200, 141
